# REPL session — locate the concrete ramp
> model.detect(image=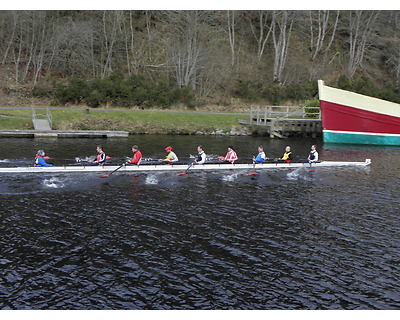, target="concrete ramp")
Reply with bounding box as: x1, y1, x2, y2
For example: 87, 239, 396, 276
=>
33, 119, 52, 131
